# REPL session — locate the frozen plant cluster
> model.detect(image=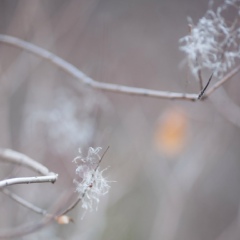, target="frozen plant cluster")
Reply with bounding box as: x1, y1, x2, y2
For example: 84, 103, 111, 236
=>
73, 147, 111, 212
180, 0, 240, 79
